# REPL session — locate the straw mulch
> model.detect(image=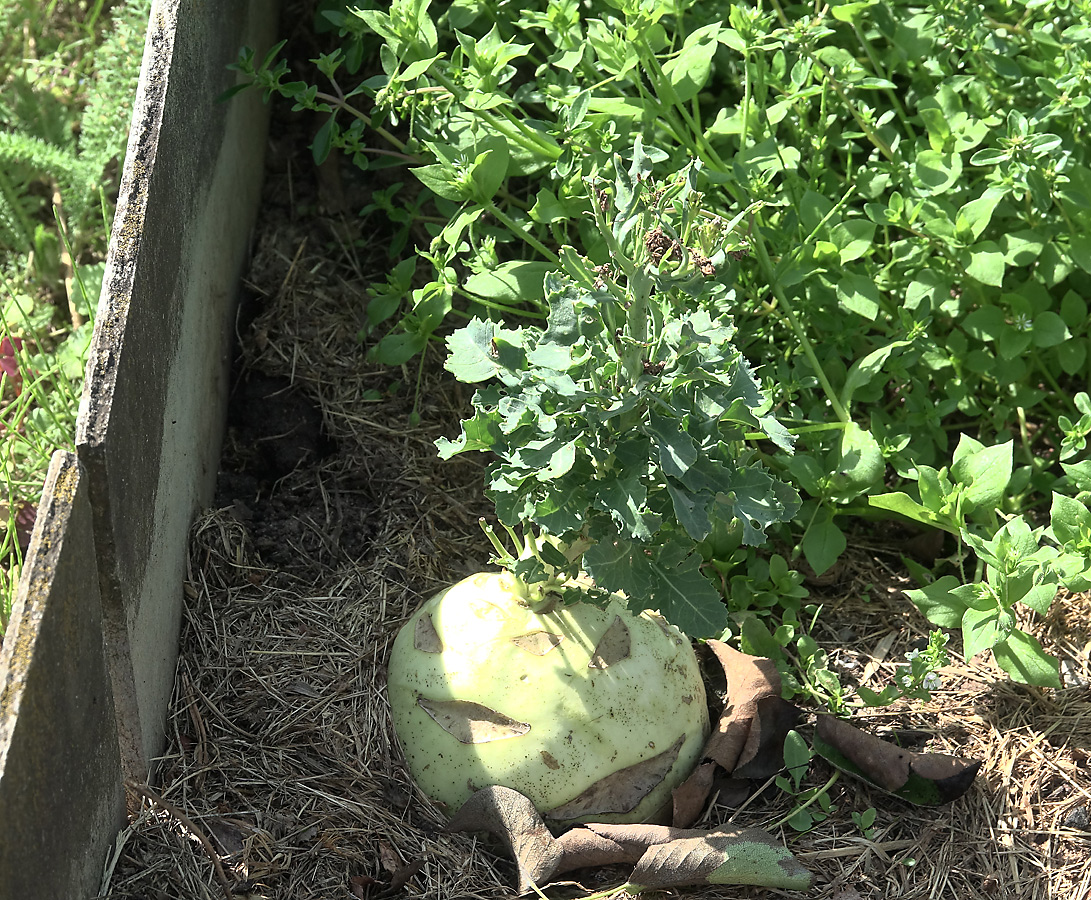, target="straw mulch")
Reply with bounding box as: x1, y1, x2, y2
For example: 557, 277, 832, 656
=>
95, 34, 1091, 900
